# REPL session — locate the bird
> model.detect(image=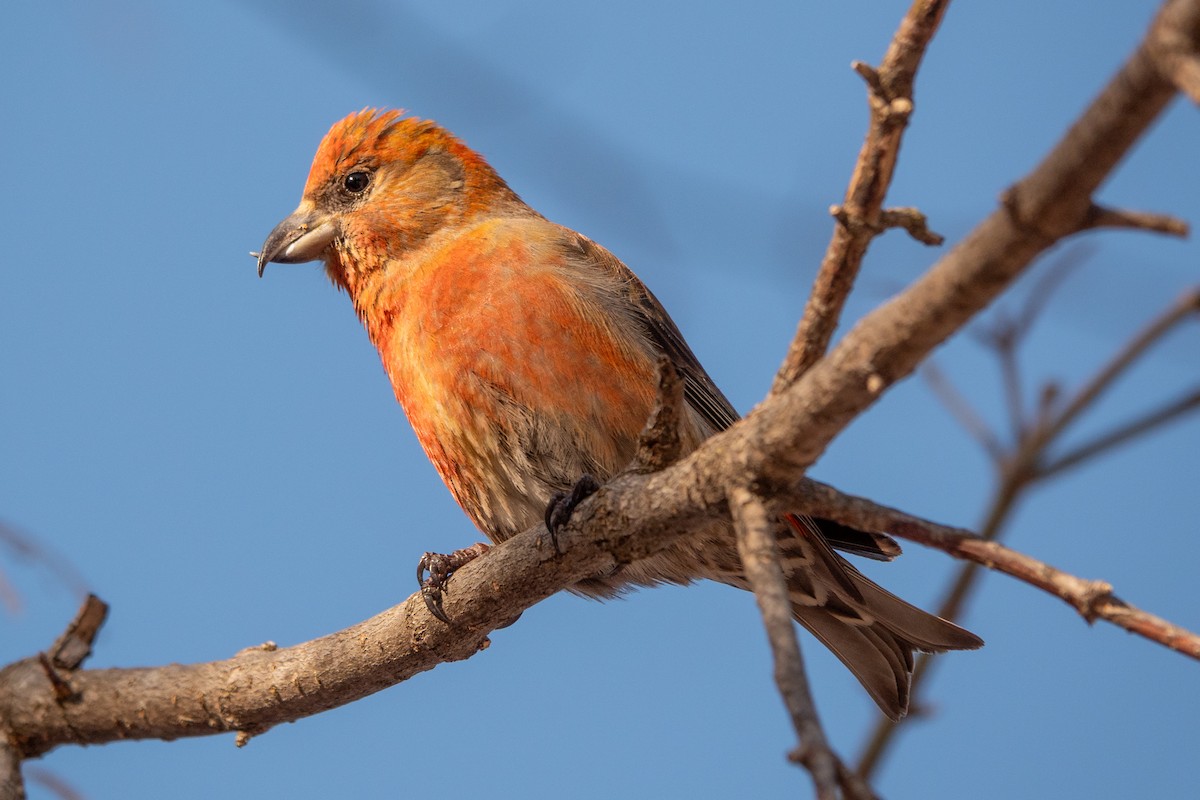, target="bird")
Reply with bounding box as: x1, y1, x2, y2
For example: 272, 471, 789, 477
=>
256, 109, 981, 719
